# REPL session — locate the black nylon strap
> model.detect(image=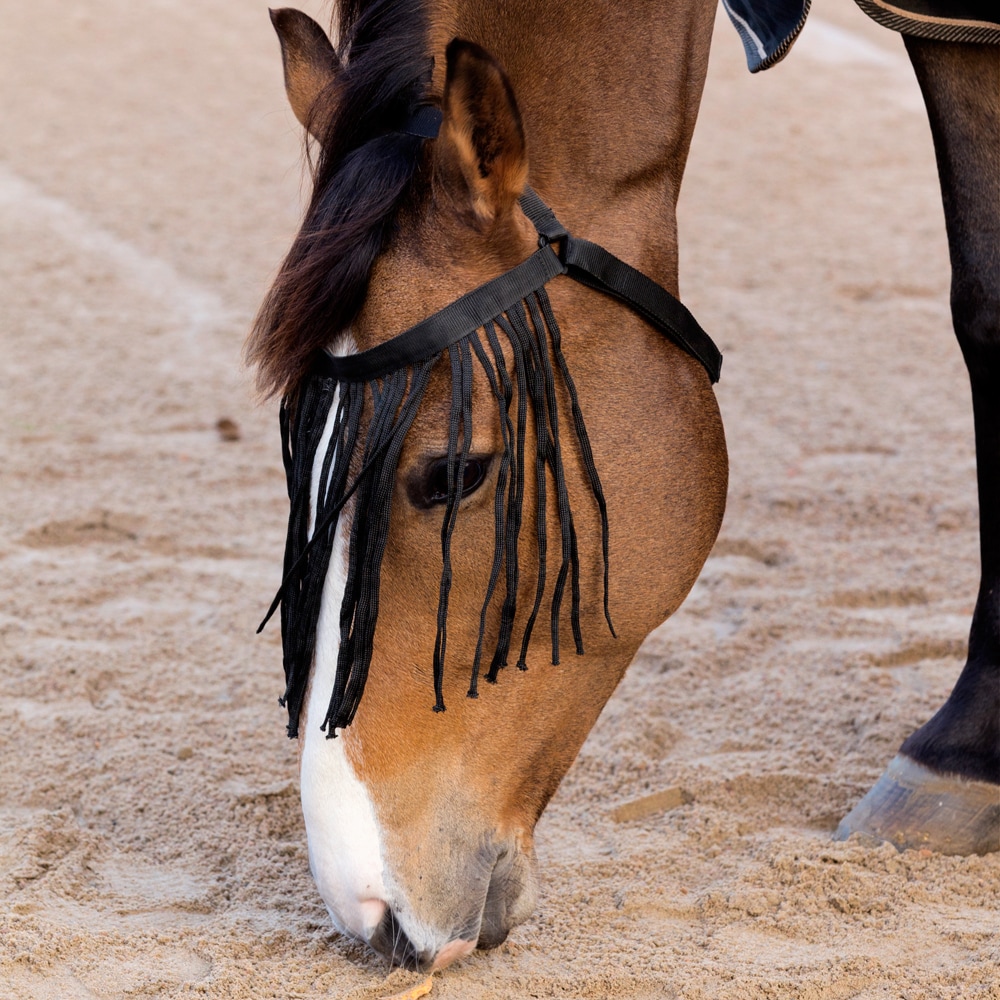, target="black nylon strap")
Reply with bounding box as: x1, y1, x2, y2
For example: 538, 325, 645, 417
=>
518, 187, 570, 243
400, 105, 443, 138
317, 189, 721, 384
318, 244, 566, 381
564, 237, 722, 383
